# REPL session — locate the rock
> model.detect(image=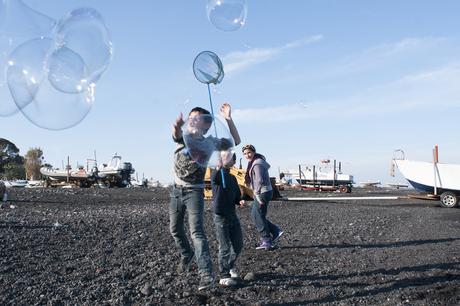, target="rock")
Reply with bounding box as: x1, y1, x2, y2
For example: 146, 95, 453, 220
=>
140, 284, 152, 296
244, 272, 256, 281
